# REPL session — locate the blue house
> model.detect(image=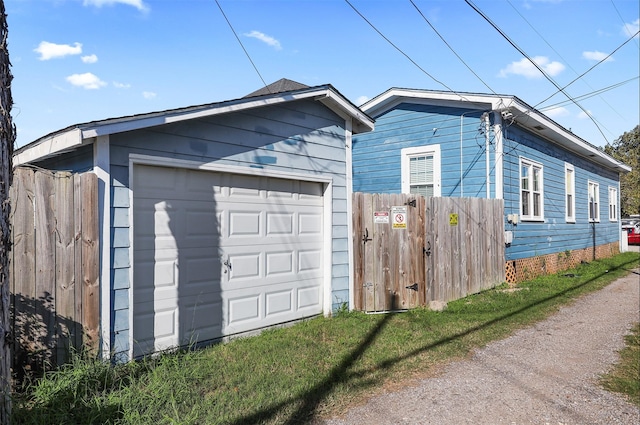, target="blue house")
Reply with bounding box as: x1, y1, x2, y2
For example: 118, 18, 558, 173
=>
352, 88, 630, 283
13, 80, 374, 361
